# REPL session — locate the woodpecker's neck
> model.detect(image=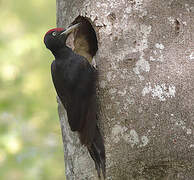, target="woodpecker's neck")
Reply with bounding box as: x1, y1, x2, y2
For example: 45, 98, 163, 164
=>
52, 46, 73, 59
